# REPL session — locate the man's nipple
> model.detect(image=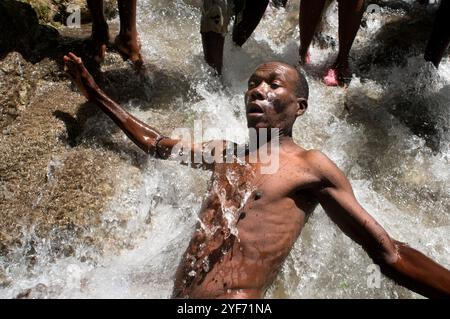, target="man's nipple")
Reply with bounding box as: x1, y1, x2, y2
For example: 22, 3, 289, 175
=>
254, 190, 263, 200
